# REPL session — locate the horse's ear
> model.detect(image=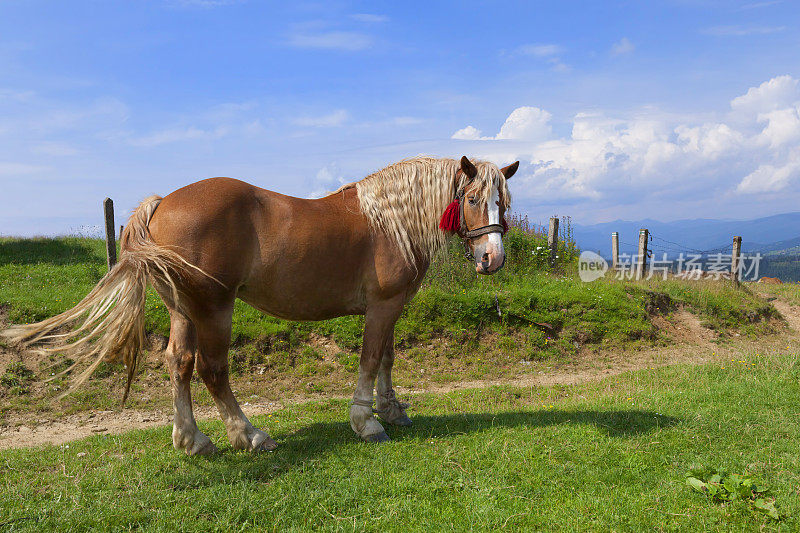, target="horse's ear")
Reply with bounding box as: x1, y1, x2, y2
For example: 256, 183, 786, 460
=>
460, 156, 477, 181
501, 161, 519, 180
